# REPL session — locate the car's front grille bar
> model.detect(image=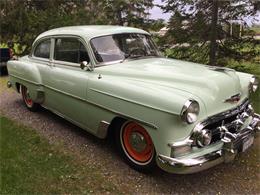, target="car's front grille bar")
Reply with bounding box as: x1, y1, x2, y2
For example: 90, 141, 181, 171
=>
192, 98, 253, 144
